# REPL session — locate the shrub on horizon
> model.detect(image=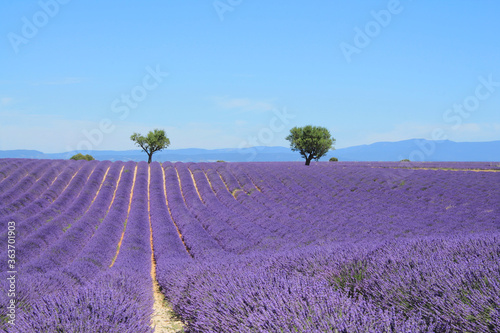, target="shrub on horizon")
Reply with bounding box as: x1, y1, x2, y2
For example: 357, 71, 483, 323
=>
329, 157, 338, 162
70, 153, 95, 161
